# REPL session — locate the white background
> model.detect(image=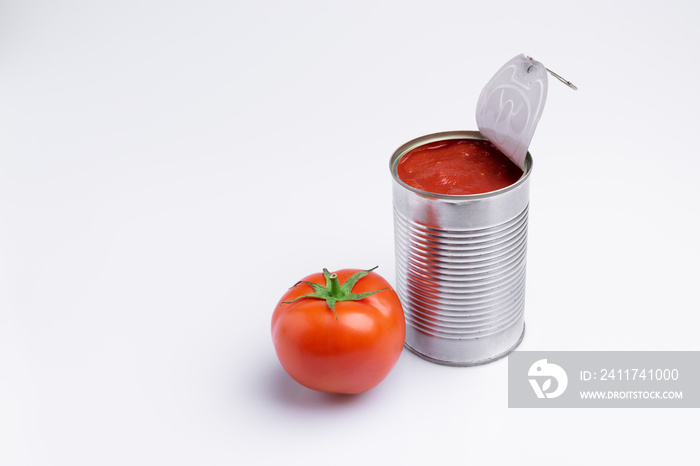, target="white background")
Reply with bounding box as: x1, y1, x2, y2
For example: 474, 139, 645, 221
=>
2, 1, 699, 464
